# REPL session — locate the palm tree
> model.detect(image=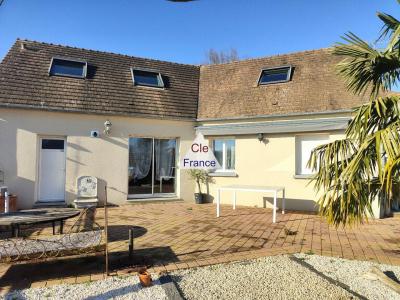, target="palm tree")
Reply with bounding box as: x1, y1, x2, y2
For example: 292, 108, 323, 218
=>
309, 3, 400, 226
